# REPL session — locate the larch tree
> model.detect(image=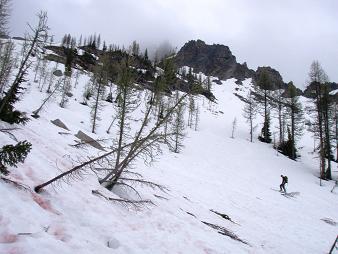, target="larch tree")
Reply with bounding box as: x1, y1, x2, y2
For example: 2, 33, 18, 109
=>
0, 11, 48, 124
0, 37, 14, 97
307, 60, 333, 181
170, 90, 186, 153
231, 117, 237, 139
278, 83, 304, 160
256, 70, 272, 143
0, 0, 10, 37
0, 7, 45, 174
321, 84, 335, 179
243, 91, 257, 142
91, 55, 109, 133
60, 37, 76, 108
